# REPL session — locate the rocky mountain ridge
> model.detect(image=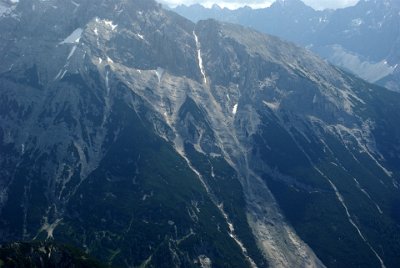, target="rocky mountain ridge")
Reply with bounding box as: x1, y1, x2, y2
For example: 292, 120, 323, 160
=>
1, 0, 400, 267
173, 0, 400, 92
